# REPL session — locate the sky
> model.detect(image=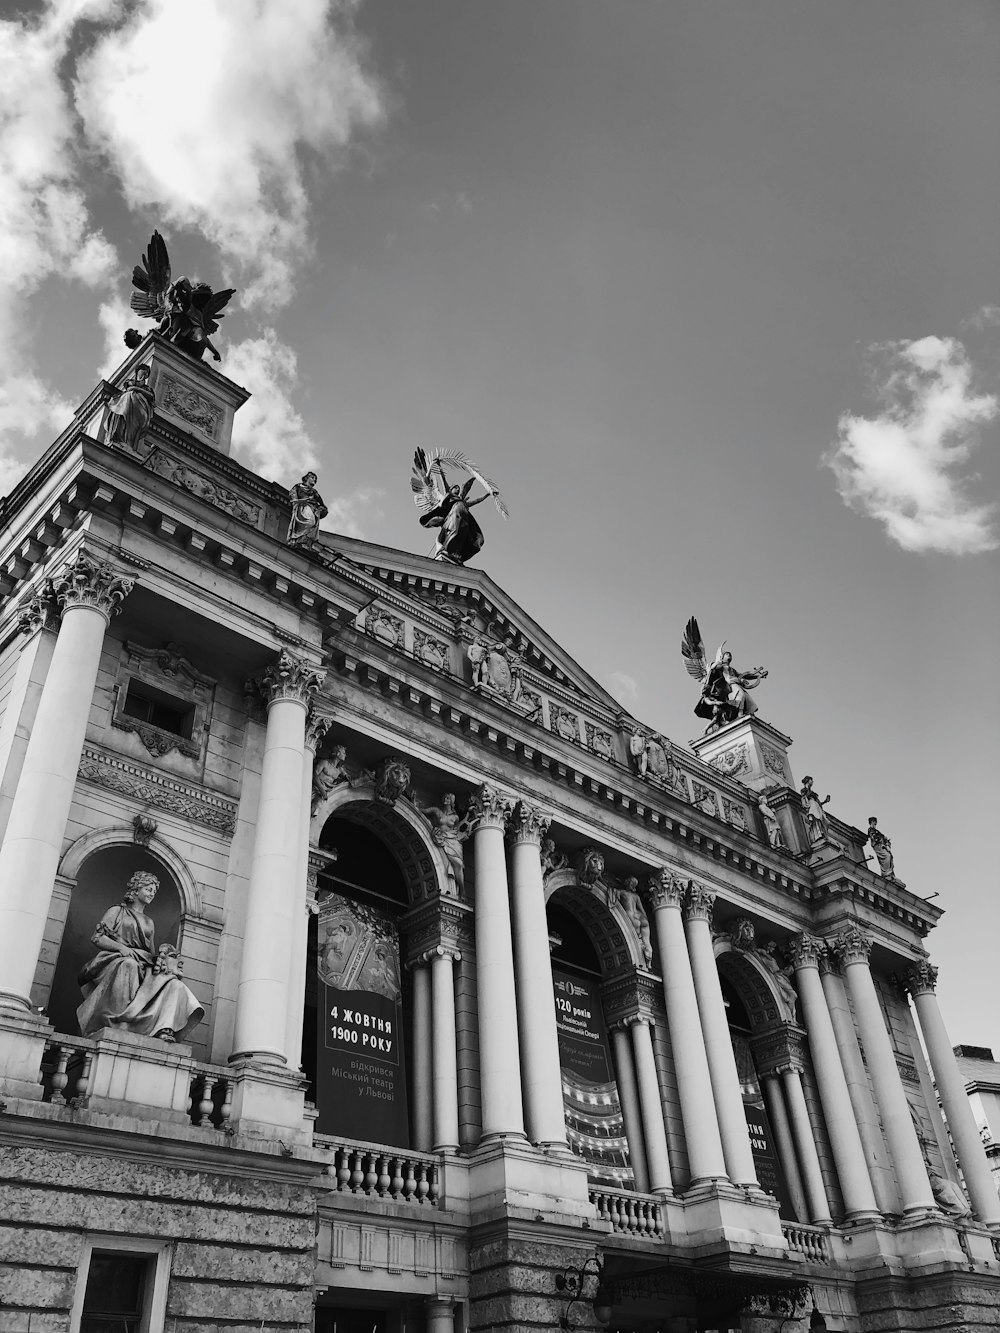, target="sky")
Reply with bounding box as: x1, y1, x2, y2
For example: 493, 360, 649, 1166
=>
2, 0, 999, 1047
